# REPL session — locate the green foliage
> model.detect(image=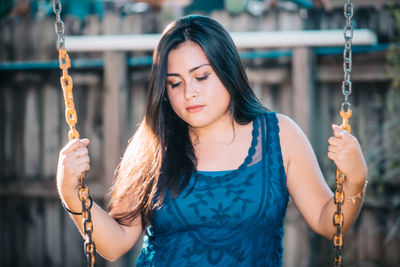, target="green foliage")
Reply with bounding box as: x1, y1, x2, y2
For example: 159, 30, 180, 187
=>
365, 4, 400, 203
359, 2, 400, 246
